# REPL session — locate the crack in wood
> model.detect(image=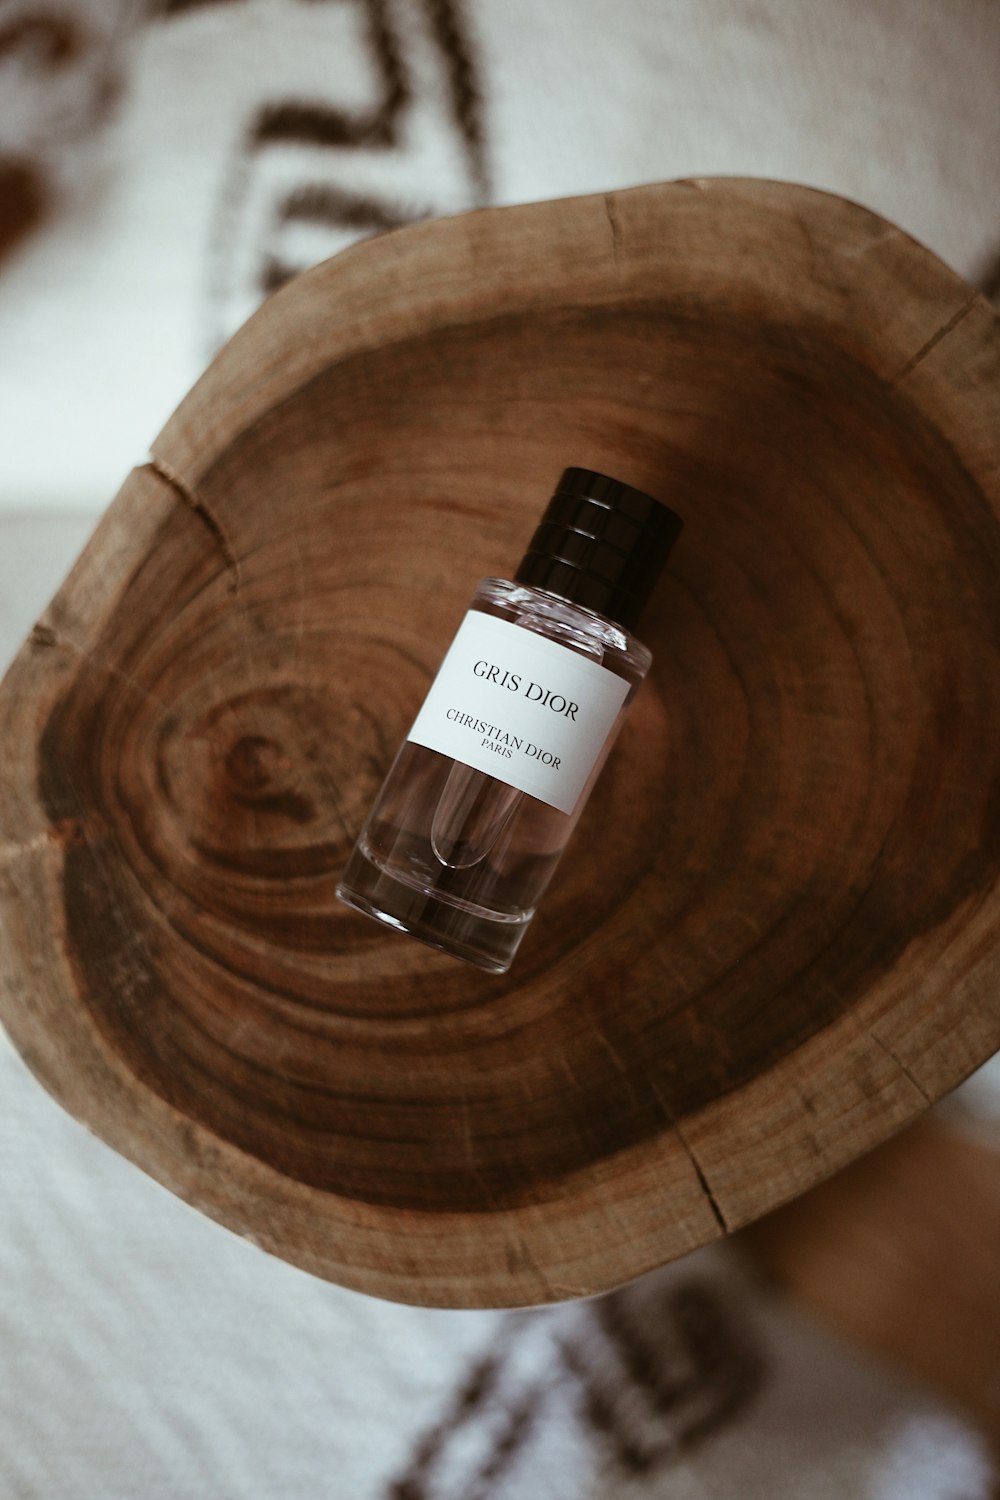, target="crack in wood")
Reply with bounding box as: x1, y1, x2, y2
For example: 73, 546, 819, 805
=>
868, 1029, 932, 1106
144, 455, 241, 589
891, 293, 980, 385
674, 1122, 729, 1235
604, 191, 622, 270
